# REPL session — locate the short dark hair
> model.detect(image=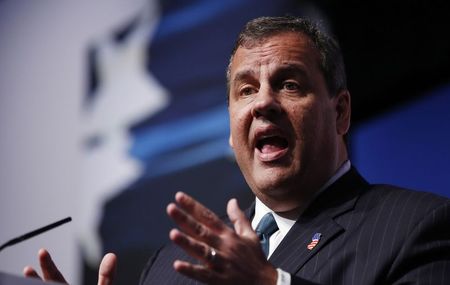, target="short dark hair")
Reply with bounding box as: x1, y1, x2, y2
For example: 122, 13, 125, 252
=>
227, 16, 347, 97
